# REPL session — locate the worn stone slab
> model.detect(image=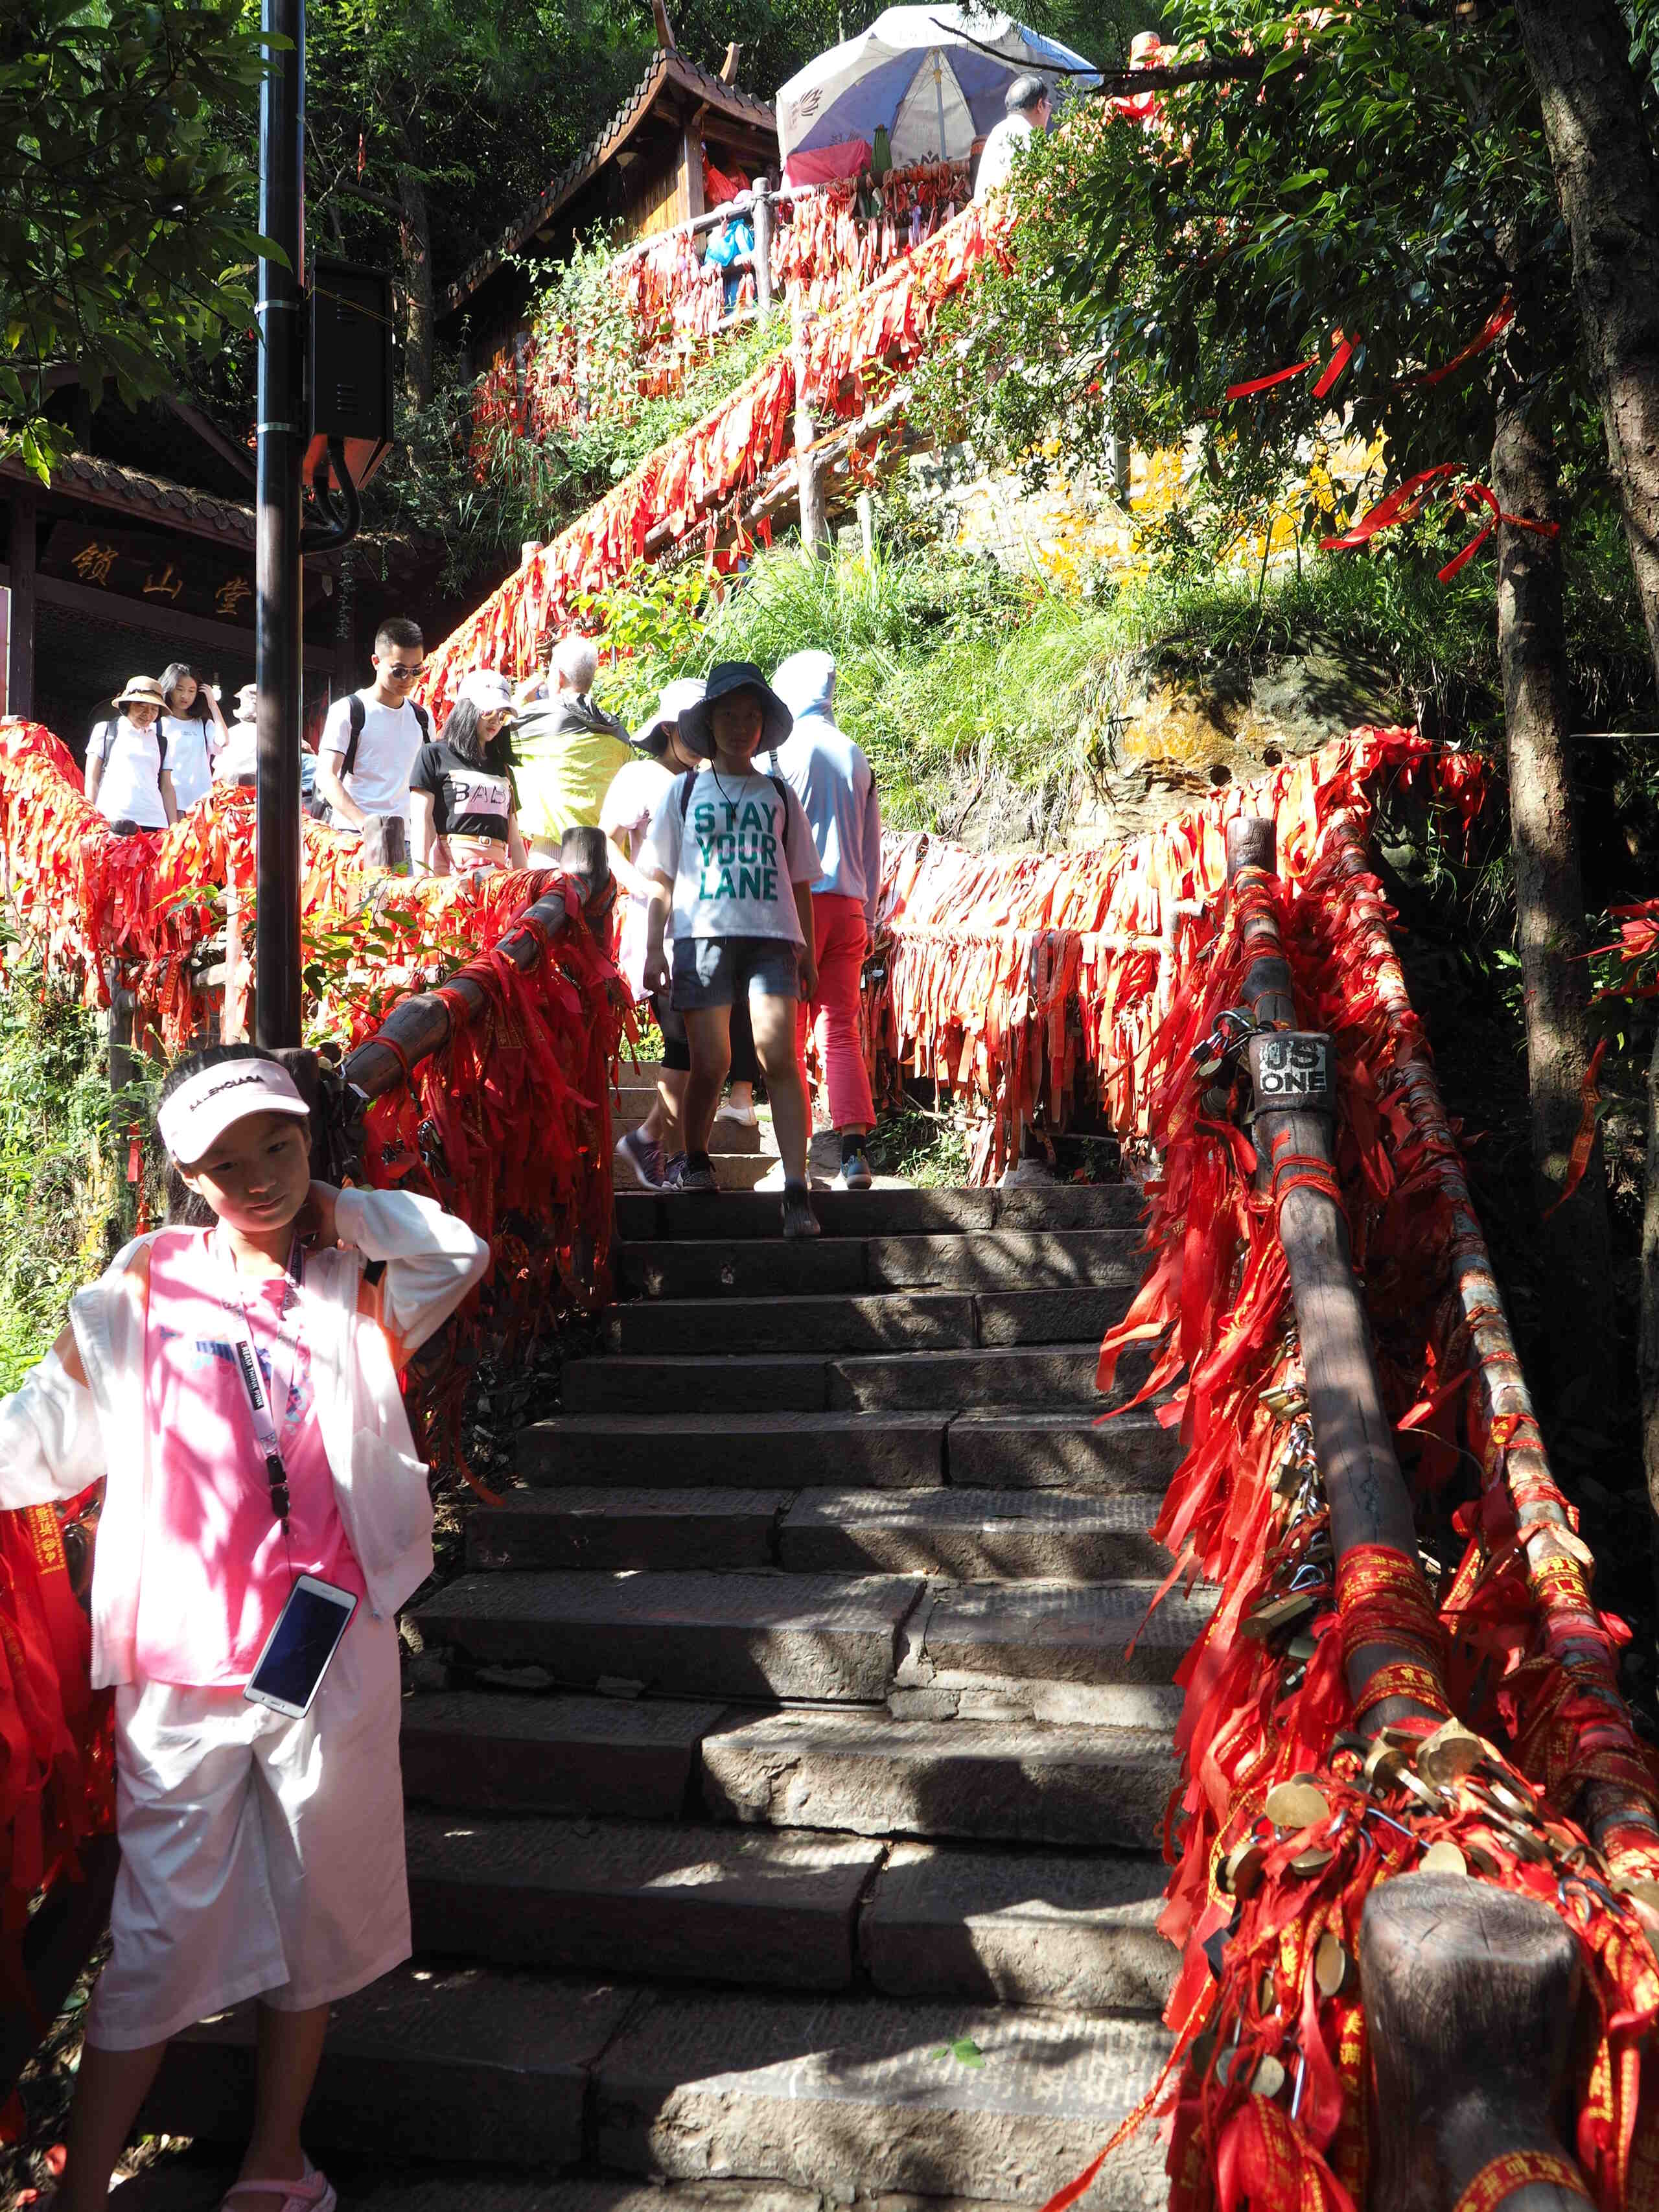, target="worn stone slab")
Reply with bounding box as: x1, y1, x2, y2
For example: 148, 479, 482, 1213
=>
993, 1183, 1144, 1231
618, 1187, 1141, 1243
517, 1412, 944, 1491
406, 1811, 883, 1990
860, 1843, 1177, 2012
947, 1410, 1180, 1491
973, 1286, 1135, 1347
778, 1489, 1165, 1581
345, 2189, 833, 2212
145, 1968, 636, 2165
400, 1690, 726, 1817
467, 1487, 788, 1573
863, 1231, 1141, 1292
594, 1990, 1170, 2207
413, 1571, 925, 1701
920, 1583, 1212, 1687
608, 1292, 979, 1358
699, 1710, 1177, 1849
624, 1239, 871, 1299
830, 1347, 1106, 1412
562, 1353, 831, 1416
